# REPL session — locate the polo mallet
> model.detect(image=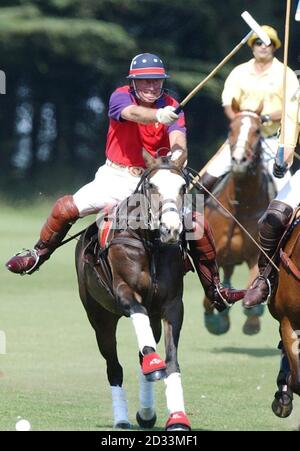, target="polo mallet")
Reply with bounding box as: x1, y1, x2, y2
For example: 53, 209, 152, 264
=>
277, 0, 292, 165
174, 11, 271, 115
186, 11, 270, 190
